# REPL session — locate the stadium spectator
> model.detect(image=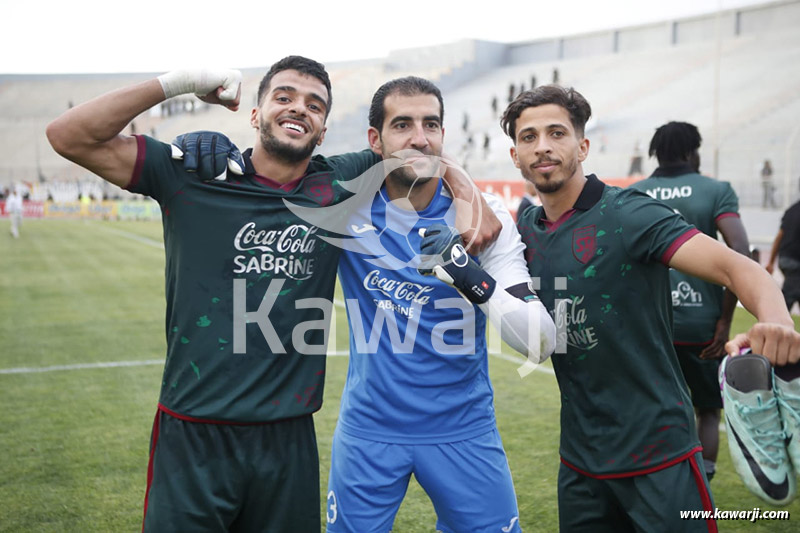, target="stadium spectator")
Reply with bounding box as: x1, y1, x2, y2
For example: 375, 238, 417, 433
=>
502, 85, 800, 531
491, 95, 498, 117
766, 198, 800, 312
483, 132, 491, 159
552, 67, 559, 84
47, 57, 500, 533
6, 187, 23, 238
630, 121, 751, 482
761, 159, 777, 208
628, 141, 643, 176
530, 74, 537, 89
